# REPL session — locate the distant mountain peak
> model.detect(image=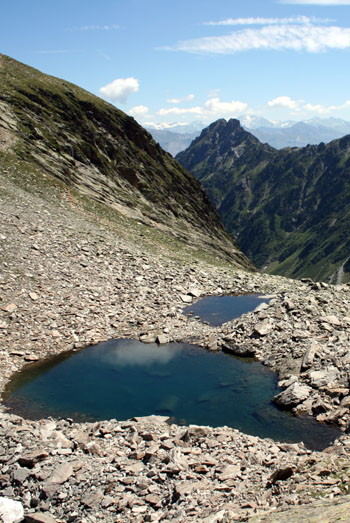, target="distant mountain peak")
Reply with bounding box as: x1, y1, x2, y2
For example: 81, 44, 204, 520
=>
176, 119, 275, 209
194, 118, 273, 152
